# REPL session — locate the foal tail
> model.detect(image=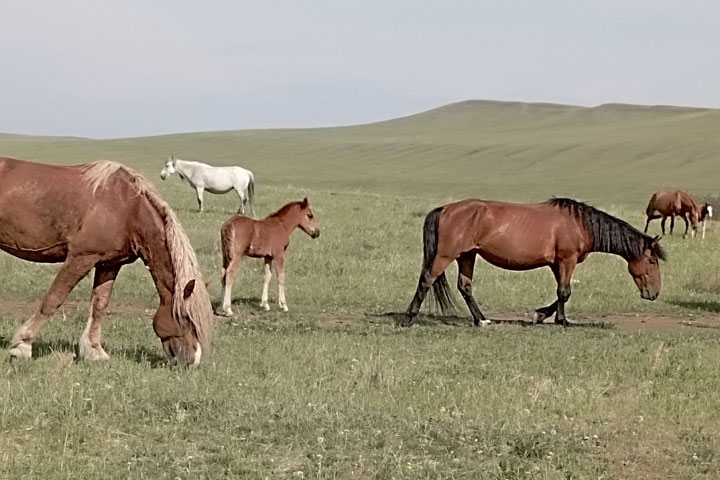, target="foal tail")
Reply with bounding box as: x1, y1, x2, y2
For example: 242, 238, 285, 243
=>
220, 221, 235, 272
247, 172, 256, 217
422, 206, 456, 314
